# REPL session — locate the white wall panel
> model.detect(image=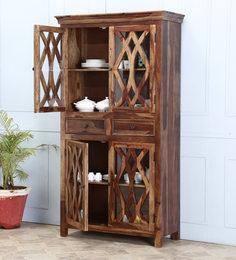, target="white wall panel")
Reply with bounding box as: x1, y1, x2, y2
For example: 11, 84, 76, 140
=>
0, 0, 49, 112
225, 158, 236, 229
181, 156, 206, 224
181, 0, 210, 115
225, 1, 236, 116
